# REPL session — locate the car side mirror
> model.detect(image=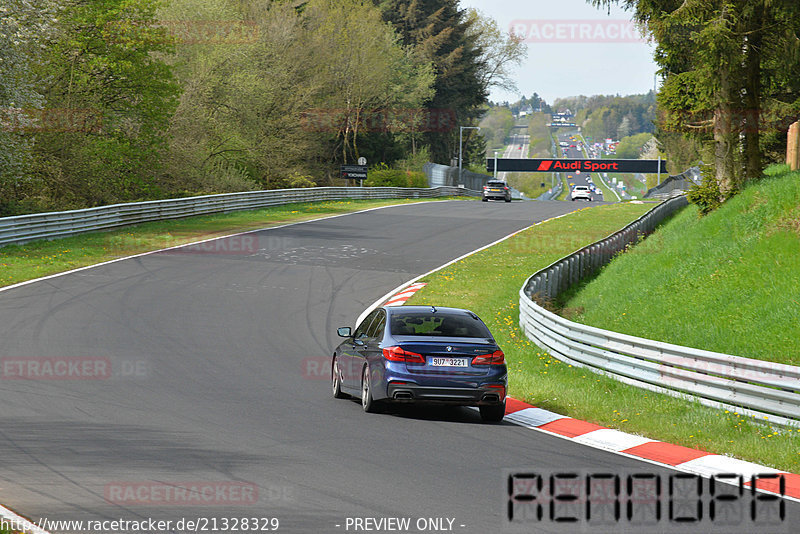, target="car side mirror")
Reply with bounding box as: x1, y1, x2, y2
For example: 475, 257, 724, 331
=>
337, 327, 352, 338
